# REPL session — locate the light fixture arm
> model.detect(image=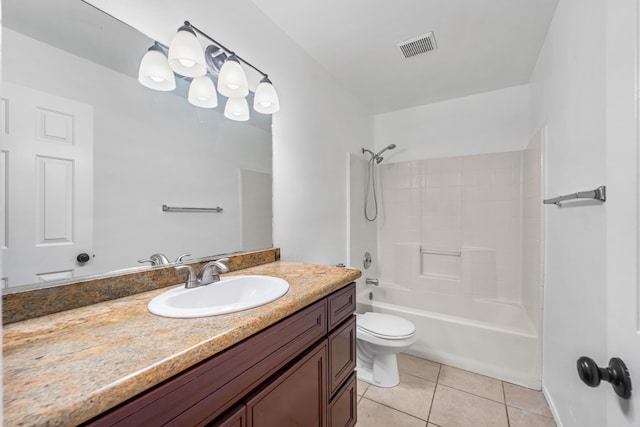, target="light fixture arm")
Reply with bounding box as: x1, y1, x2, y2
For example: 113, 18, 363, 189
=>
184, 21, 268, 79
